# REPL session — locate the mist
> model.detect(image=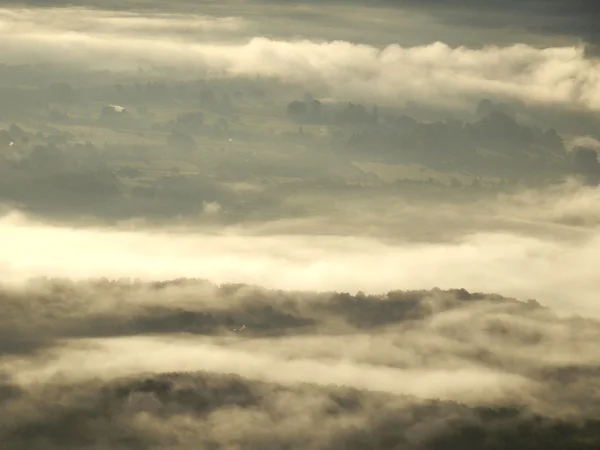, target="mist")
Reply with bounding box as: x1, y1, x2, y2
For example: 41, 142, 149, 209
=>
1, 1, 600, 448
1, 7, 599, 112
2, 185, 600, 316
